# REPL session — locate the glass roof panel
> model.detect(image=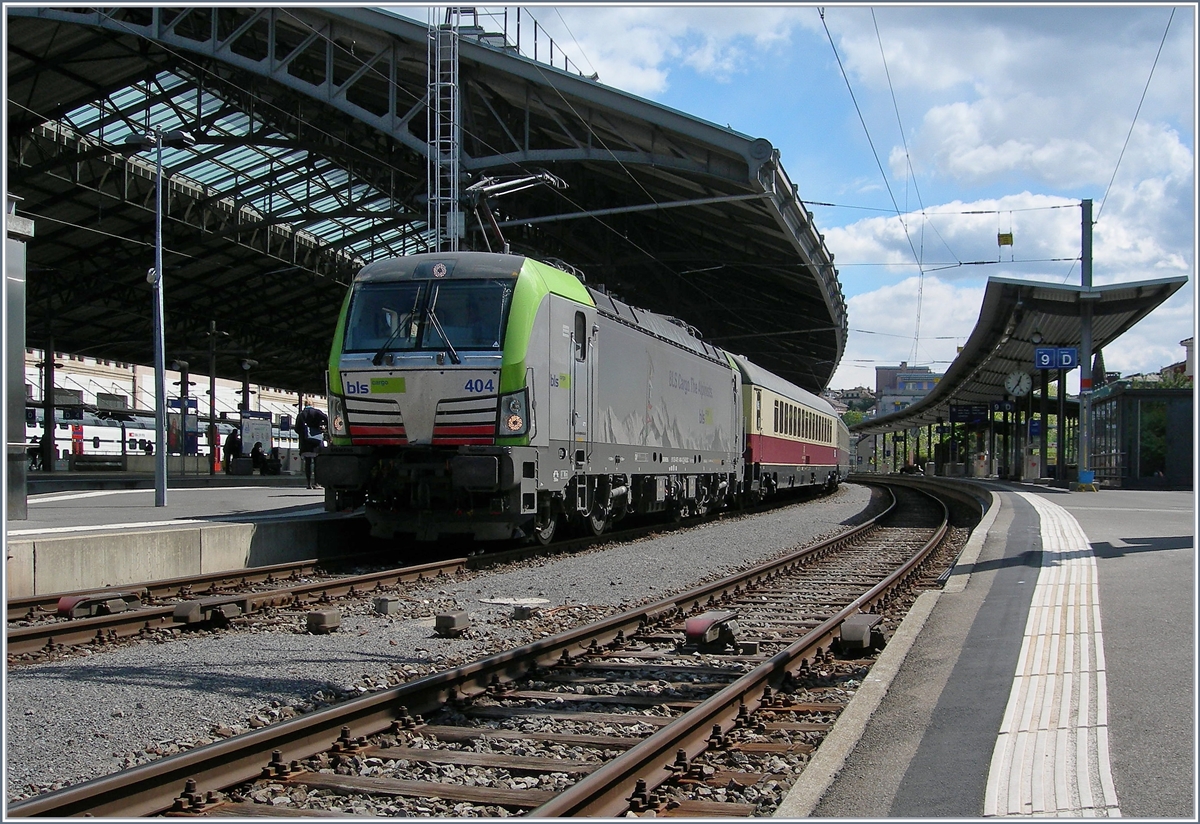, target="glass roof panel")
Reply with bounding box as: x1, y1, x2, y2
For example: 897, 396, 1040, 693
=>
55, 68, 426, 264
